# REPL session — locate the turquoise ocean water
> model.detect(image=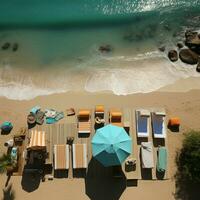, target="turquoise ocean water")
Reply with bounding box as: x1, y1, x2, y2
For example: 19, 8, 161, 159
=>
0, 0, 200, 99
